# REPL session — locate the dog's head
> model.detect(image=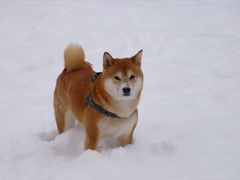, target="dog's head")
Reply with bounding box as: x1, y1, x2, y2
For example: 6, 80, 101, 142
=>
102, 50, 143, 101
